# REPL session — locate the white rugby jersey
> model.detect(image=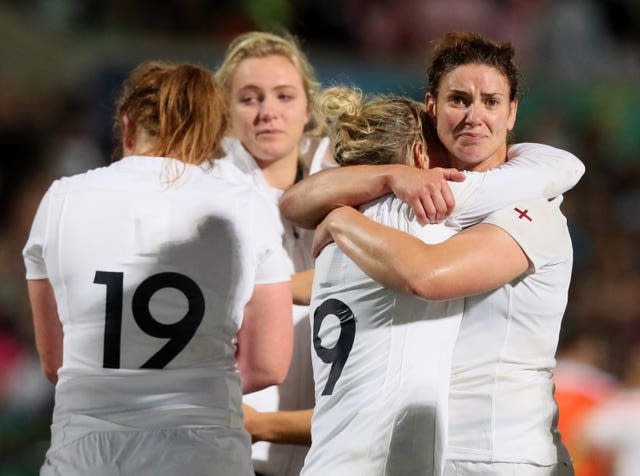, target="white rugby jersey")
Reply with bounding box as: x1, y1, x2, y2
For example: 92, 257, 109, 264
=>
215, 136, 326, 476
22, 156, 290, 439
446, 196, 574, 466
303, 144, 584, 476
